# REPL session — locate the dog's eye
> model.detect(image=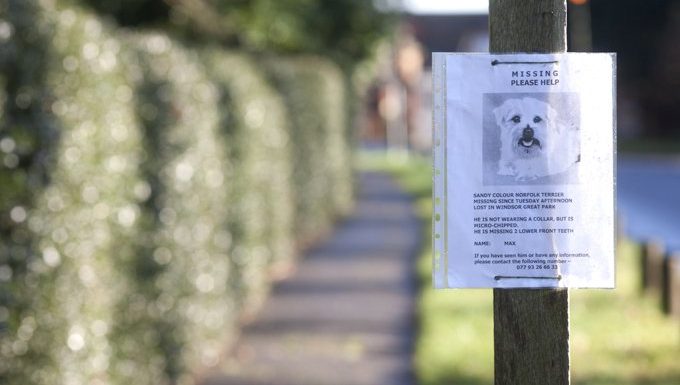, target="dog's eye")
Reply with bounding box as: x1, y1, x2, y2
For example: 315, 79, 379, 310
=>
533, 116, 542, 123
511, 115, 521, 124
